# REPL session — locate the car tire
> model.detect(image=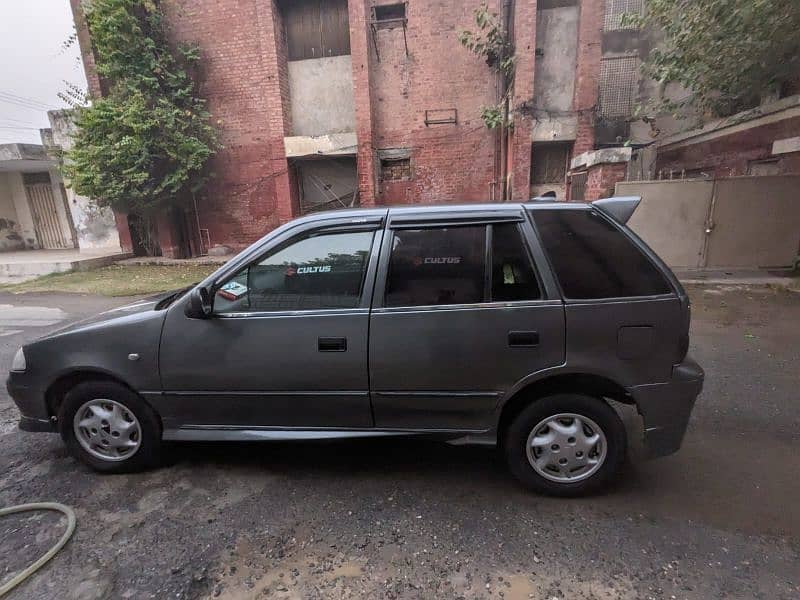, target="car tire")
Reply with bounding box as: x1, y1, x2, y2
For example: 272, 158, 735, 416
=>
504, 394, 626, 497
58, 381, 162, 473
